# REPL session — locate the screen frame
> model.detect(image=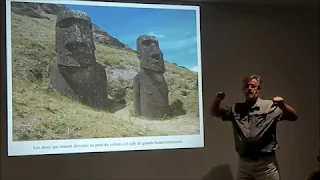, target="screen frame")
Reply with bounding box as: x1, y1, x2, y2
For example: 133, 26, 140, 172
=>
5, 0, 204, 157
